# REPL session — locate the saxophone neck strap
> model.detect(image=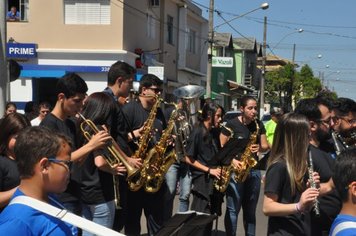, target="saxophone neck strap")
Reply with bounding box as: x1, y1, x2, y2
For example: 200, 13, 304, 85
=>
9, 195, 124, 236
